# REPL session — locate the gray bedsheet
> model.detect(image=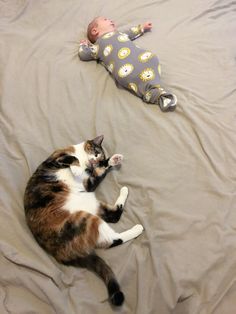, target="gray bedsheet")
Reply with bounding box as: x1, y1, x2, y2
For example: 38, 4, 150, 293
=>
1, 0, 236, 313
